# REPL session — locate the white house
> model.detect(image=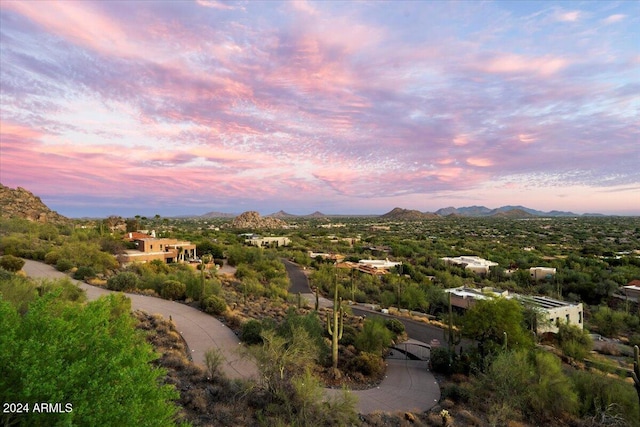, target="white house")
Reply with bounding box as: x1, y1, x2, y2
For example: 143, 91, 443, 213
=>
441, 256, 499, 275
